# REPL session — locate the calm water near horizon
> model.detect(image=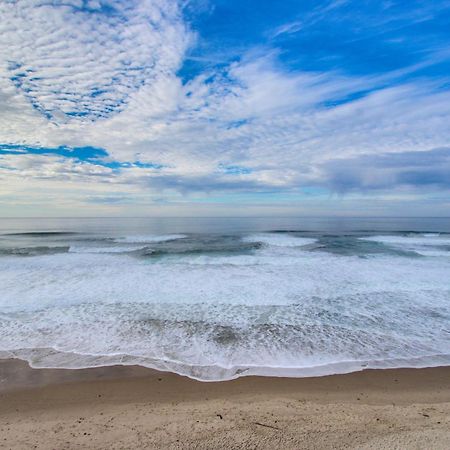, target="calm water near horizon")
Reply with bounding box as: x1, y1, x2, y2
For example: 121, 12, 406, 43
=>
1, 217, 449, 381
1, 216, 450, 235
